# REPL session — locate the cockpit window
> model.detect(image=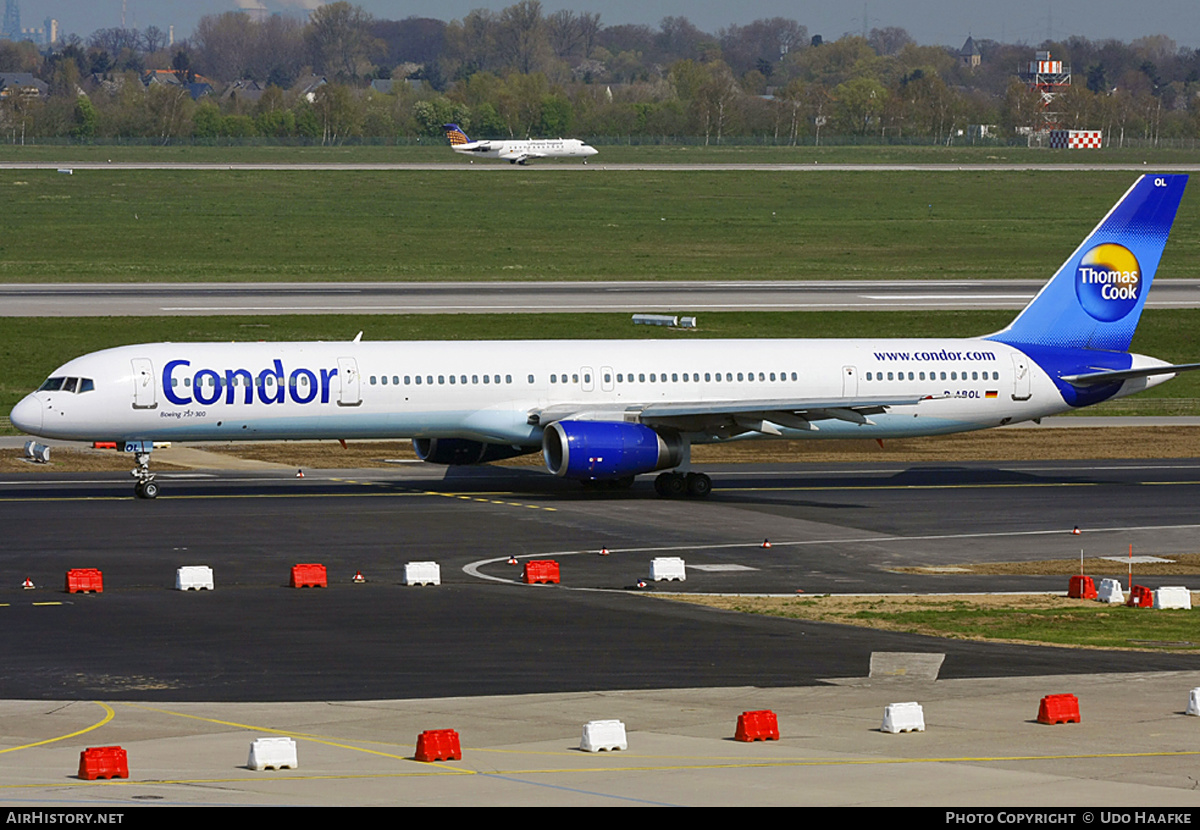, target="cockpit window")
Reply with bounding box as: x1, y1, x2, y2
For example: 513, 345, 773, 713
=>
37, 376, 93, 393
